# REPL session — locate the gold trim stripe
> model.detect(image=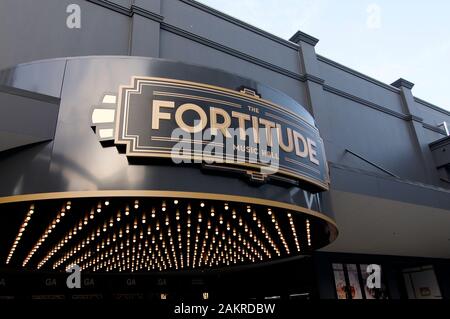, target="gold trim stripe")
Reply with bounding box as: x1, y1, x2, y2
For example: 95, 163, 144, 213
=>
285, 157, 321, 174
0, 190, 337, 229
153, 90, 242, 108
133, 77, 318, 131
151, 136, 224, 147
